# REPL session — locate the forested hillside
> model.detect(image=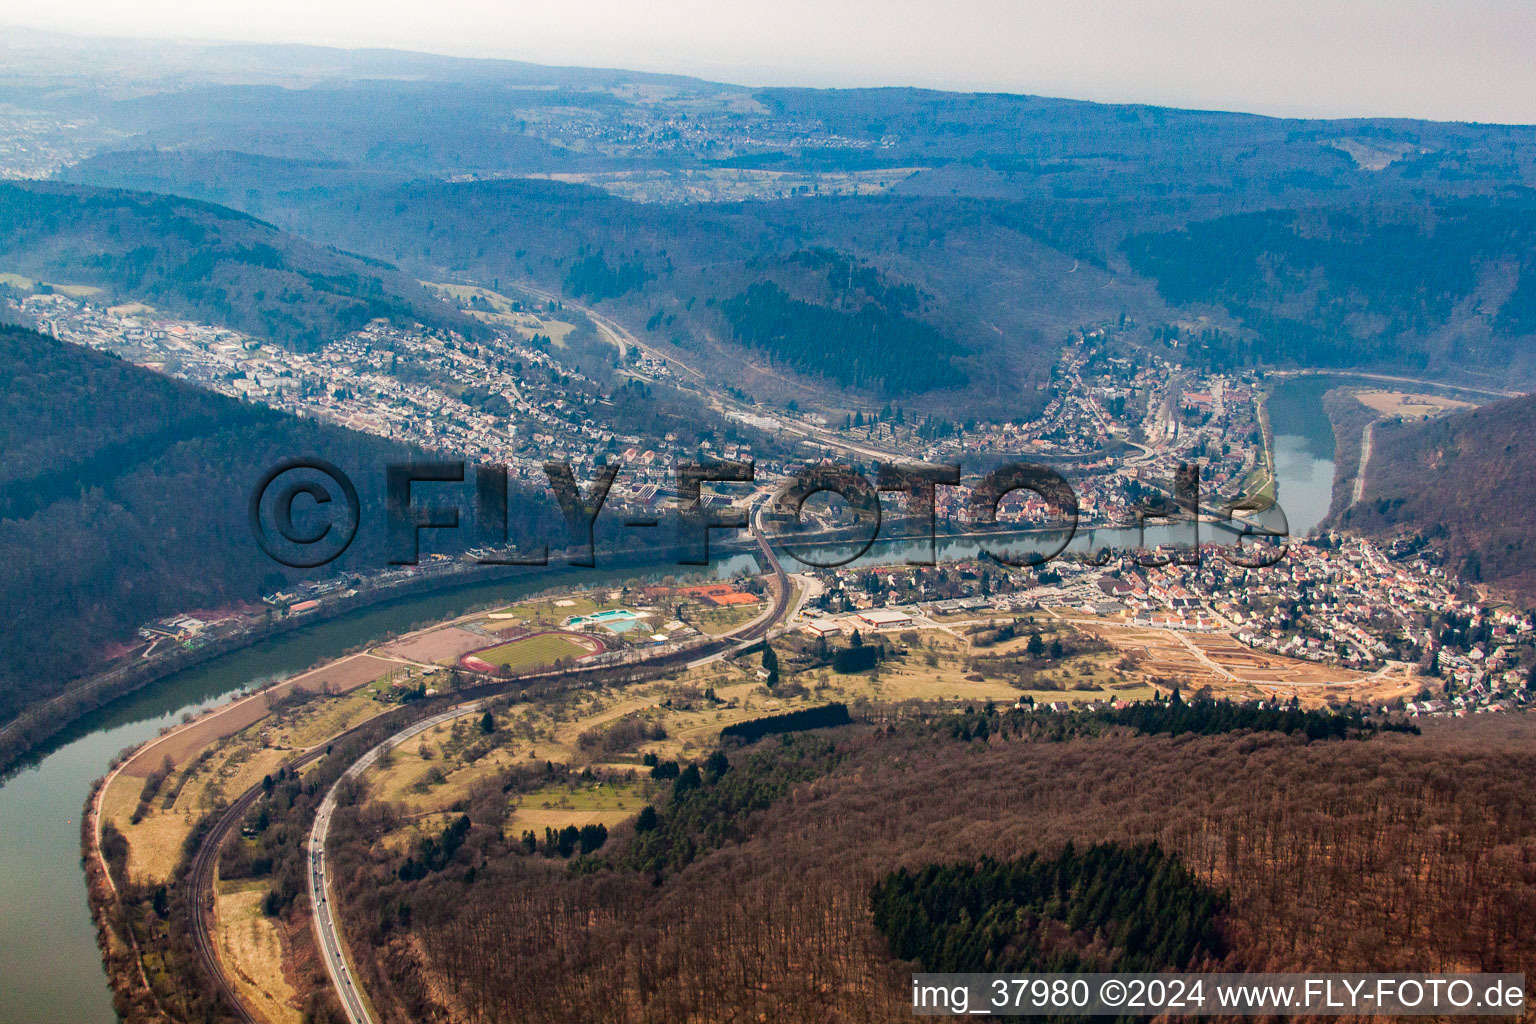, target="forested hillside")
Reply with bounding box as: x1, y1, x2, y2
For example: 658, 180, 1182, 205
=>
0, 181, 475, 350
1334, 392, 1536, 598
0, 326, 556, 725
870, 842, 1227, 973
34, 41, 1536, 399
323, 711, 1536, 1022
52, 42, 1536, 208
719, 250, 968, 394
1124, 201, 1536, 379
67, 148, 1536, 400
123, 175, 1156, 411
